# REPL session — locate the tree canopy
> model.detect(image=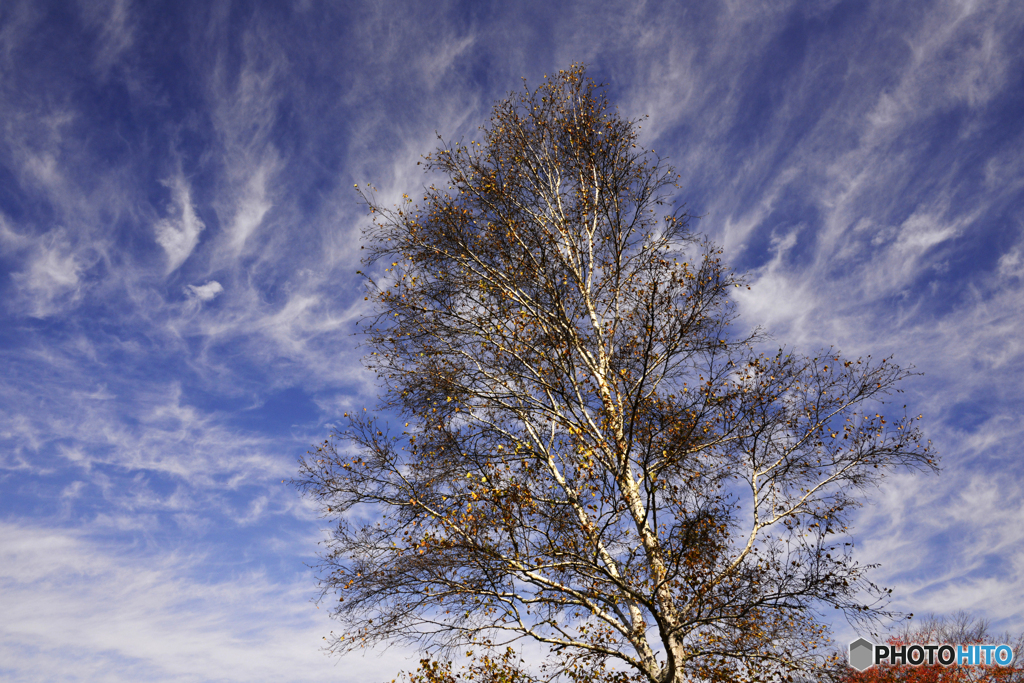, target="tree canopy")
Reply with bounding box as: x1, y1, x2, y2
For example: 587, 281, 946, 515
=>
297, 64, 936, 683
